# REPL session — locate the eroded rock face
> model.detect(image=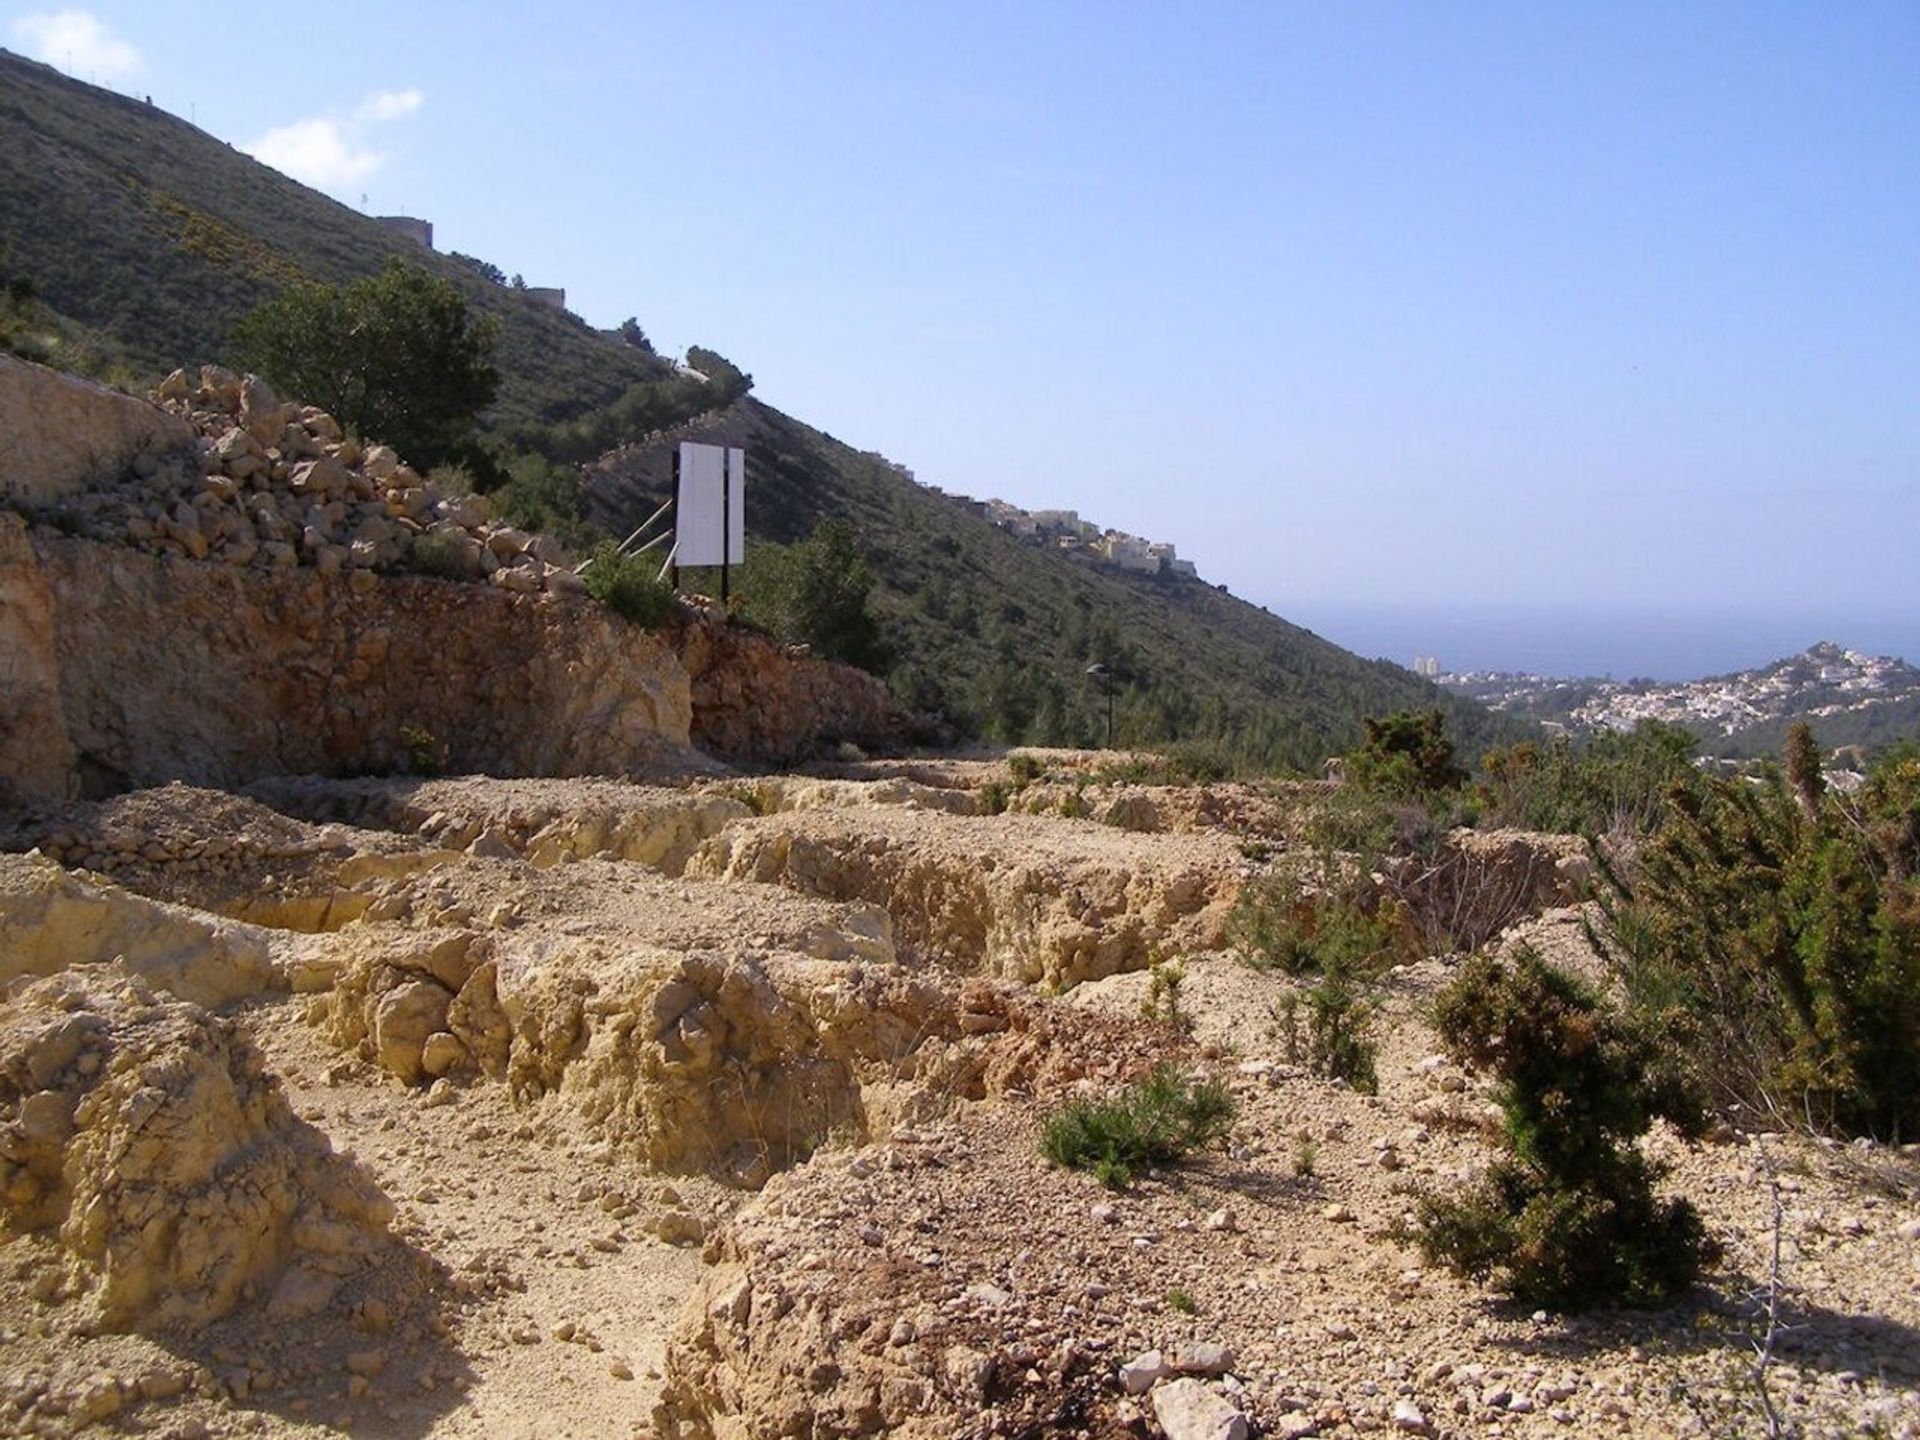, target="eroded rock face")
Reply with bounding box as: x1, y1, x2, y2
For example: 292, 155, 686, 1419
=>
0, 354, 194, 508
687, 811, 1239, 989
0, 515, 72, 809
0, 968, 394, 1332
676, 606, 907, 764
0, 851, 277, 1007
7, 528, 695, 794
